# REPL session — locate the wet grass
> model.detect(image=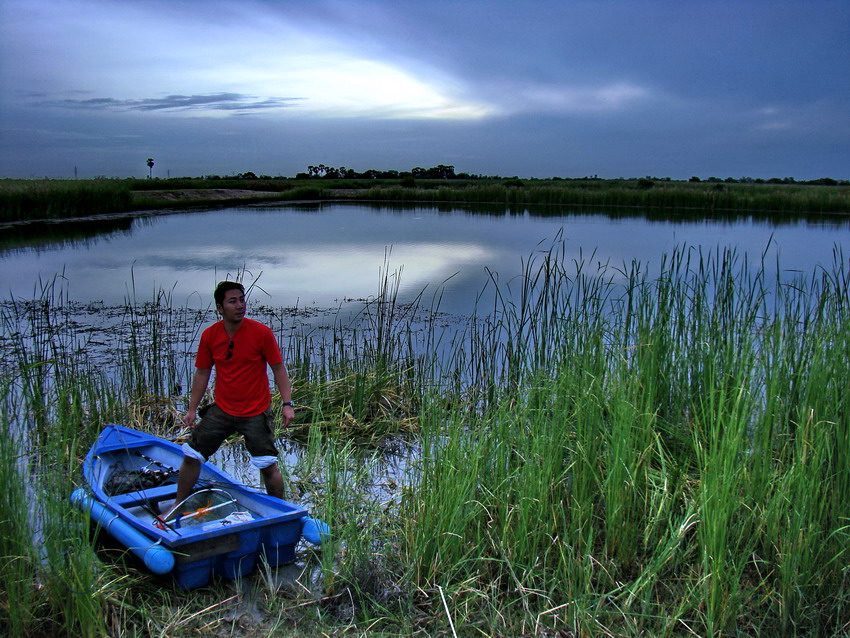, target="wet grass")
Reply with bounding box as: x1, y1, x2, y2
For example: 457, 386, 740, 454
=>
1, 245, 849, 635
